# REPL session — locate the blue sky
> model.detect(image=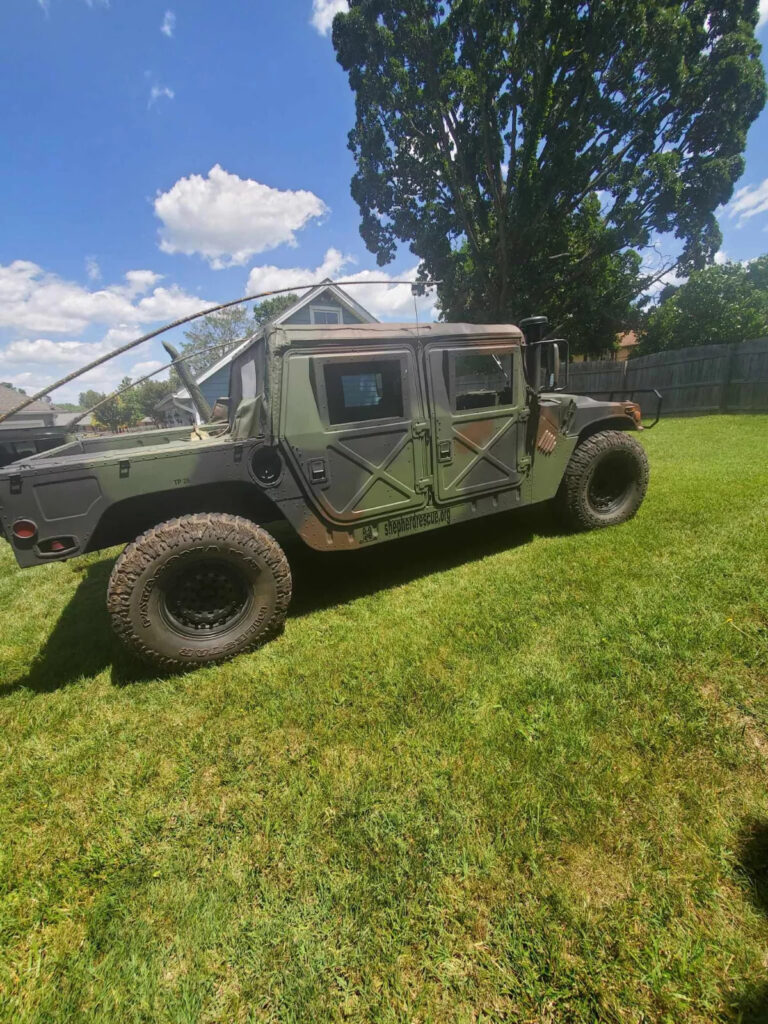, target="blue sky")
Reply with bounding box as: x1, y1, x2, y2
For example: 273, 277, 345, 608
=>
1, 0, 767, 402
